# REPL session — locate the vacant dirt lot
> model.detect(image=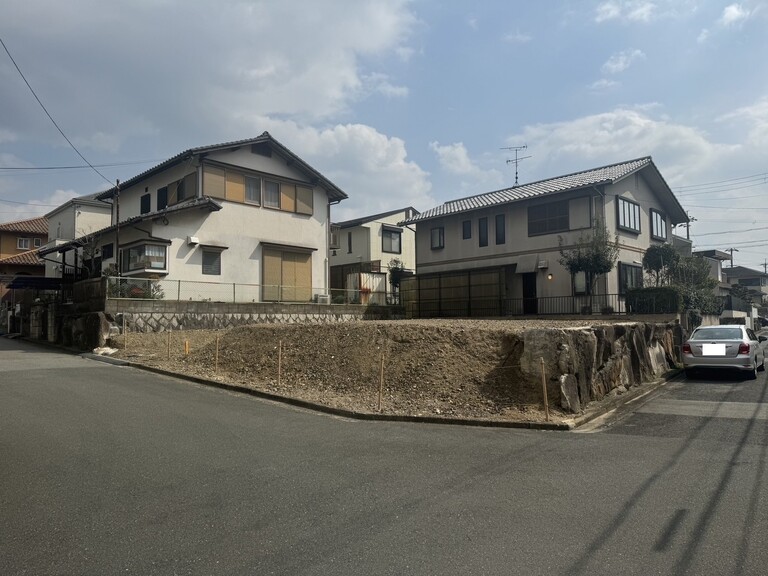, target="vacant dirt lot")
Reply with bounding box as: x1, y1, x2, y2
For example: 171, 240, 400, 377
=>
109, 318, 614, 424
